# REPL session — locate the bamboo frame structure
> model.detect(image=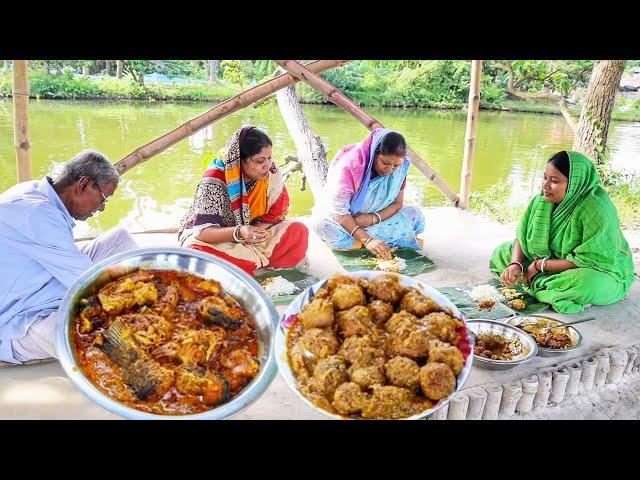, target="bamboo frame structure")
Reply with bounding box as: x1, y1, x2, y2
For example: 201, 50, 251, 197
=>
273, 60, 460, 206
12, 60, 31, 182
114, 60, 348, 174
458, 60, 483, 210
